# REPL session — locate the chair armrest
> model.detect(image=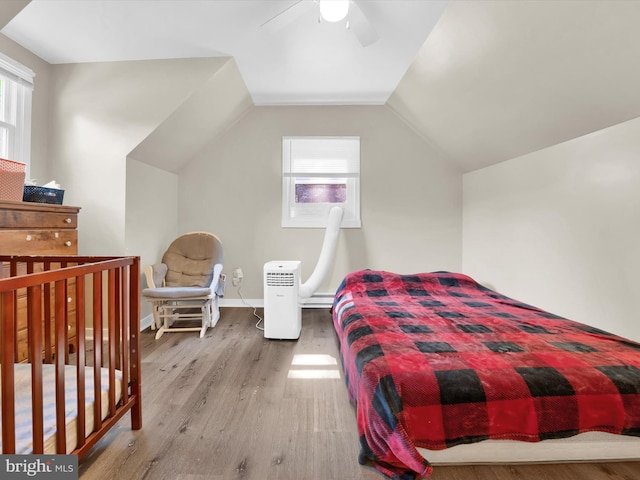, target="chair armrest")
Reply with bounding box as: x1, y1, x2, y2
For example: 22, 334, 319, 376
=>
144, 263, 168, 288
209, 263, 225, 297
